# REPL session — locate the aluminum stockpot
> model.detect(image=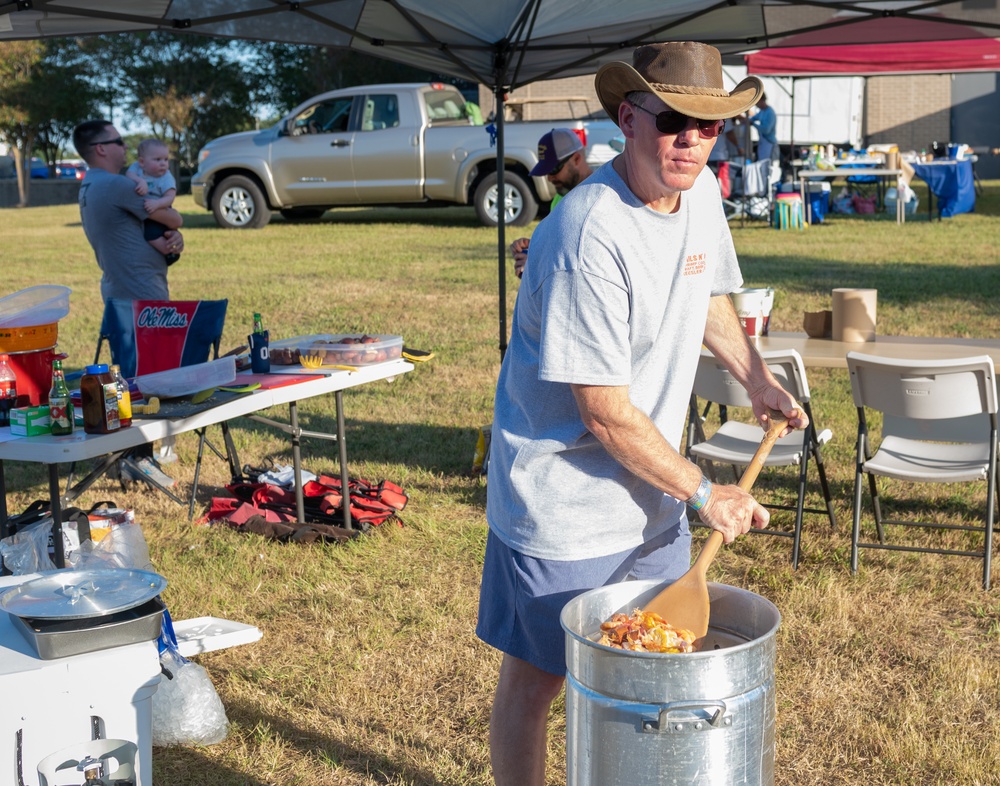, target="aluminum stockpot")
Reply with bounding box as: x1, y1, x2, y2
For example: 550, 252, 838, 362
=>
561, 580, 780, 786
